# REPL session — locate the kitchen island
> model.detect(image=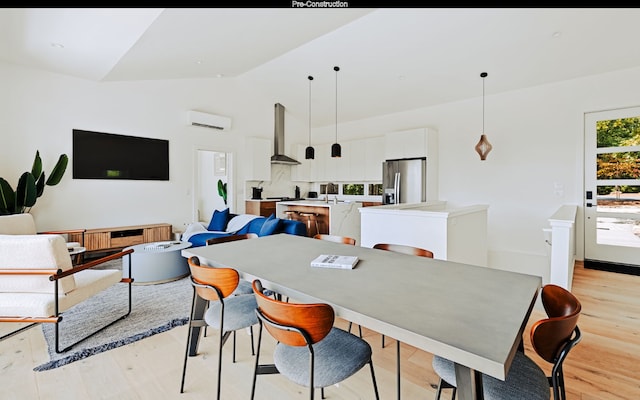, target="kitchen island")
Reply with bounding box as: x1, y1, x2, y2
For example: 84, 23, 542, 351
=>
276, 200, 362, 244
359, 201, 489, 266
